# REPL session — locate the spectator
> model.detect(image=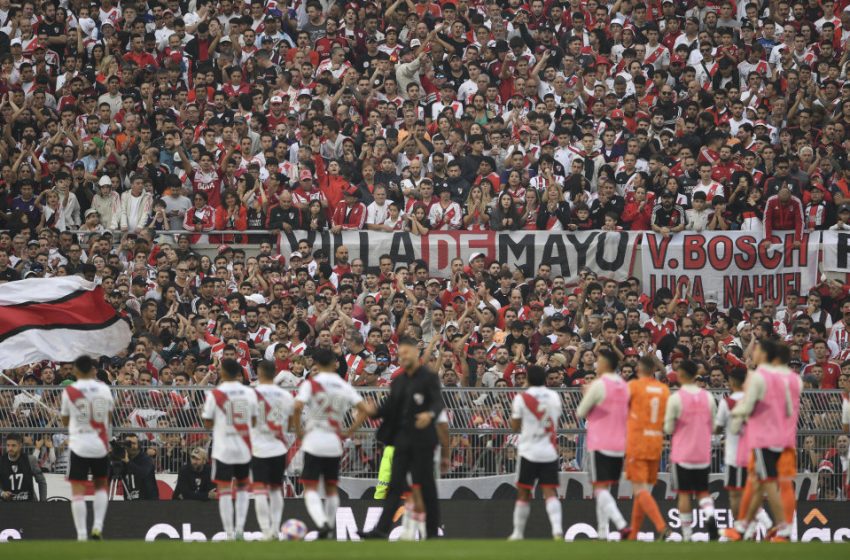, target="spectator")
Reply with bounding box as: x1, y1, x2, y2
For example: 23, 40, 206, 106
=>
173, 448, 215, 501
